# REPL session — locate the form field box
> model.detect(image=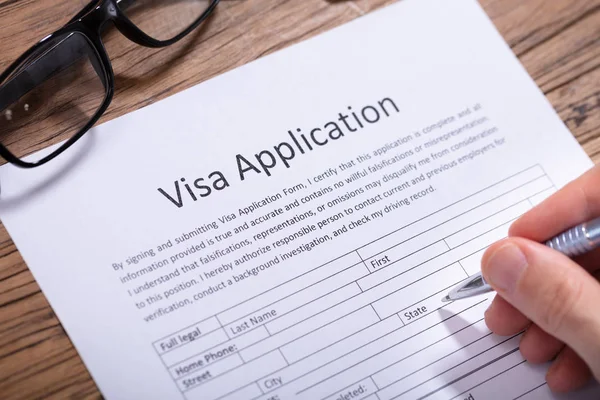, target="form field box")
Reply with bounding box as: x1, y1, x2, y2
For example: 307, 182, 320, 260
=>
450, 221, 511, 260
459, 249, 486, 276
168, 326, 269, 378
323, 377, 378, 400
529, 187, 556, 206
362, 235, 447, 274
455, 359, 547, 400
211, 384, 262, 400
359, 241, 448, 290
154, 317, 220, 355
281, 306, 379, 364
186, 350, 286, 400
372, 263, 465, 319
266, 283, 362, 334
361, 396, 380, 400
176, 353, 243, 391
397, 281, 466, 326
358, 167, 546, 260
224, 264, 367, 337
445, 201, 530, 248
162, 328, 228, 366
218, 252, 361, 325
